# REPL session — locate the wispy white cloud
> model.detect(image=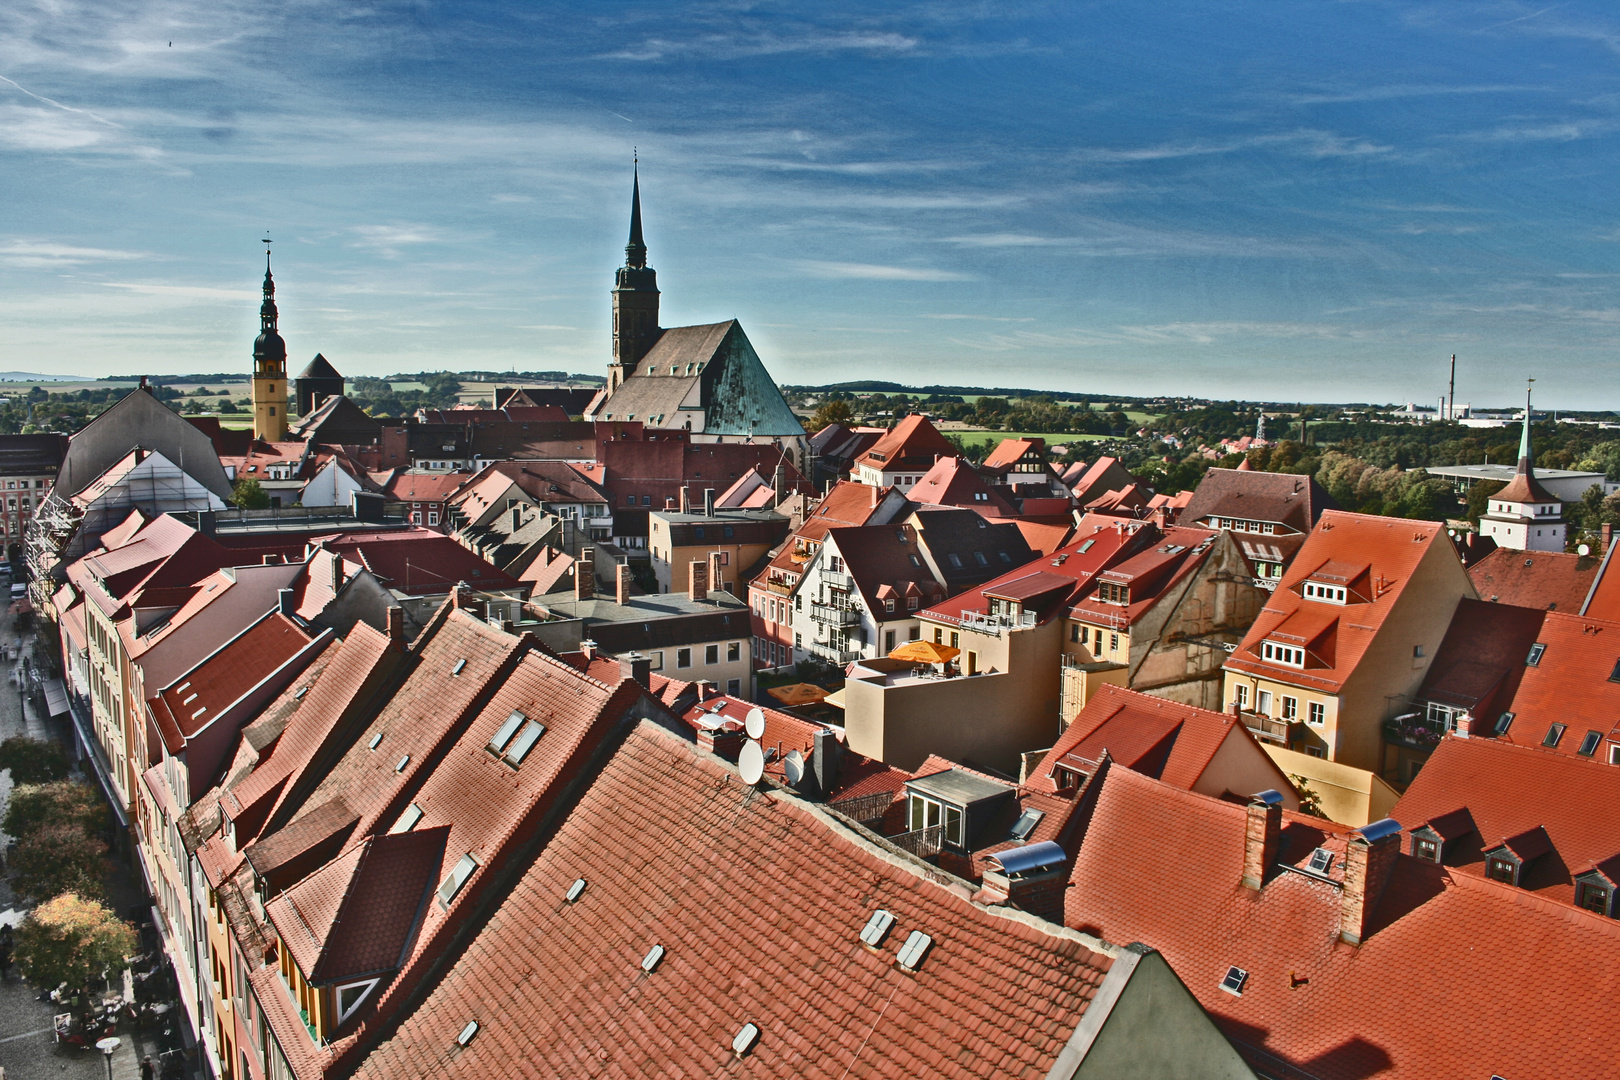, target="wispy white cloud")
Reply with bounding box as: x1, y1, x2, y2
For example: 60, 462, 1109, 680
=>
100, 282, 257, 300
792, 260, 972, 281
514, 324, 578, 331
601, 29, 919, 62
922, 313, 1035, 322
0, 239, 147, 267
